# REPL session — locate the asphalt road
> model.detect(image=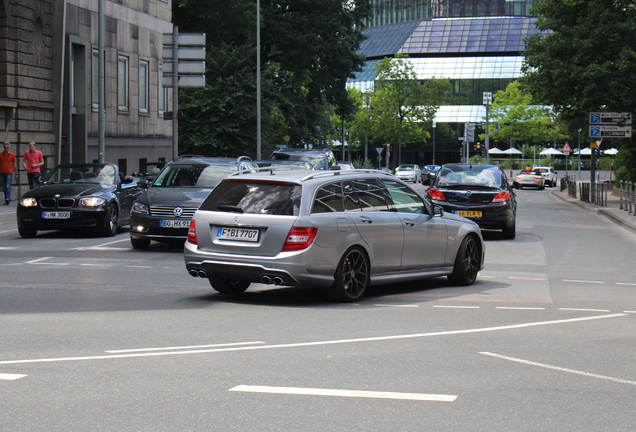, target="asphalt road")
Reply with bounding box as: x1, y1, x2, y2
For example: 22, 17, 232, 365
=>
1, 185, 635, 431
